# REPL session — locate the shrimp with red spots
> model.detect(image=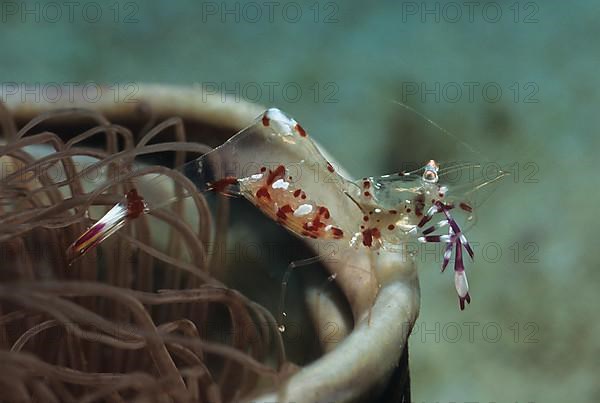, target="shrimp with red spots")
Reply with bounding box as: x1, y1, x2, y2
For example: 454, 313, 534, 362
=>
68, 108, 506, 311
